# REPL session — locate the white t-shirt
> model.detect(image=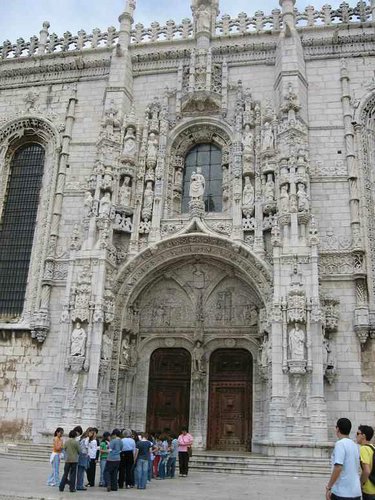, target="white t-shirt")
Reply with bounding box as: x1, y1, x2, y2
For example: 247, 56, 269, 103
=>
88, 439, 98, 459
331, 437, 361, 498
